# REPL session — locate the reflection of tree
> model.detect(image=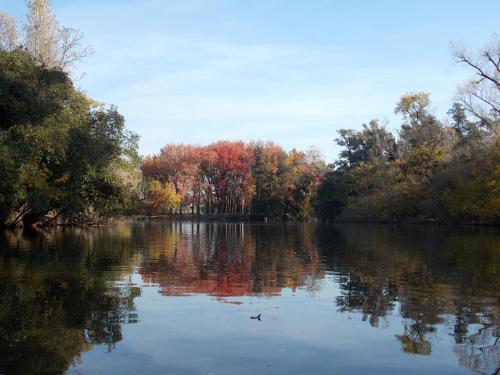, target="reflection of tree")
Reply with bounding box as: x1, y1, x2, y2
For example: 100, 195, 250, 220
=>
138, 222, 324, 300
454, 325, 499, 375
336, 274, 395, 328
318, 224, 500, 371
0, 226, 140, 374
396, 321, 433, 355
1, 222, 498, 374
